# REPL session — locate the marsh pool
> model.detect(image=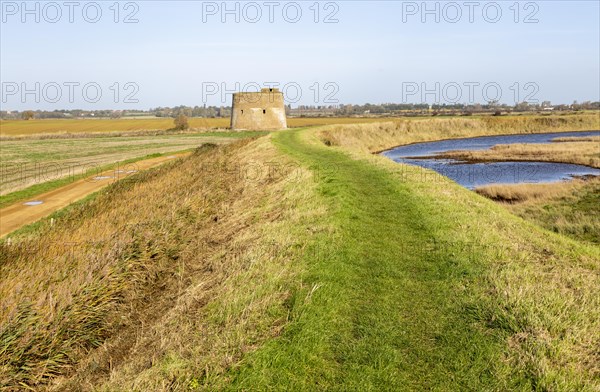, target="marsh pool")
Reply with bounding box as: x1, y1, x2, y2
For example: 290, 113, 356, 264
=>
382, 131, 600, 189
